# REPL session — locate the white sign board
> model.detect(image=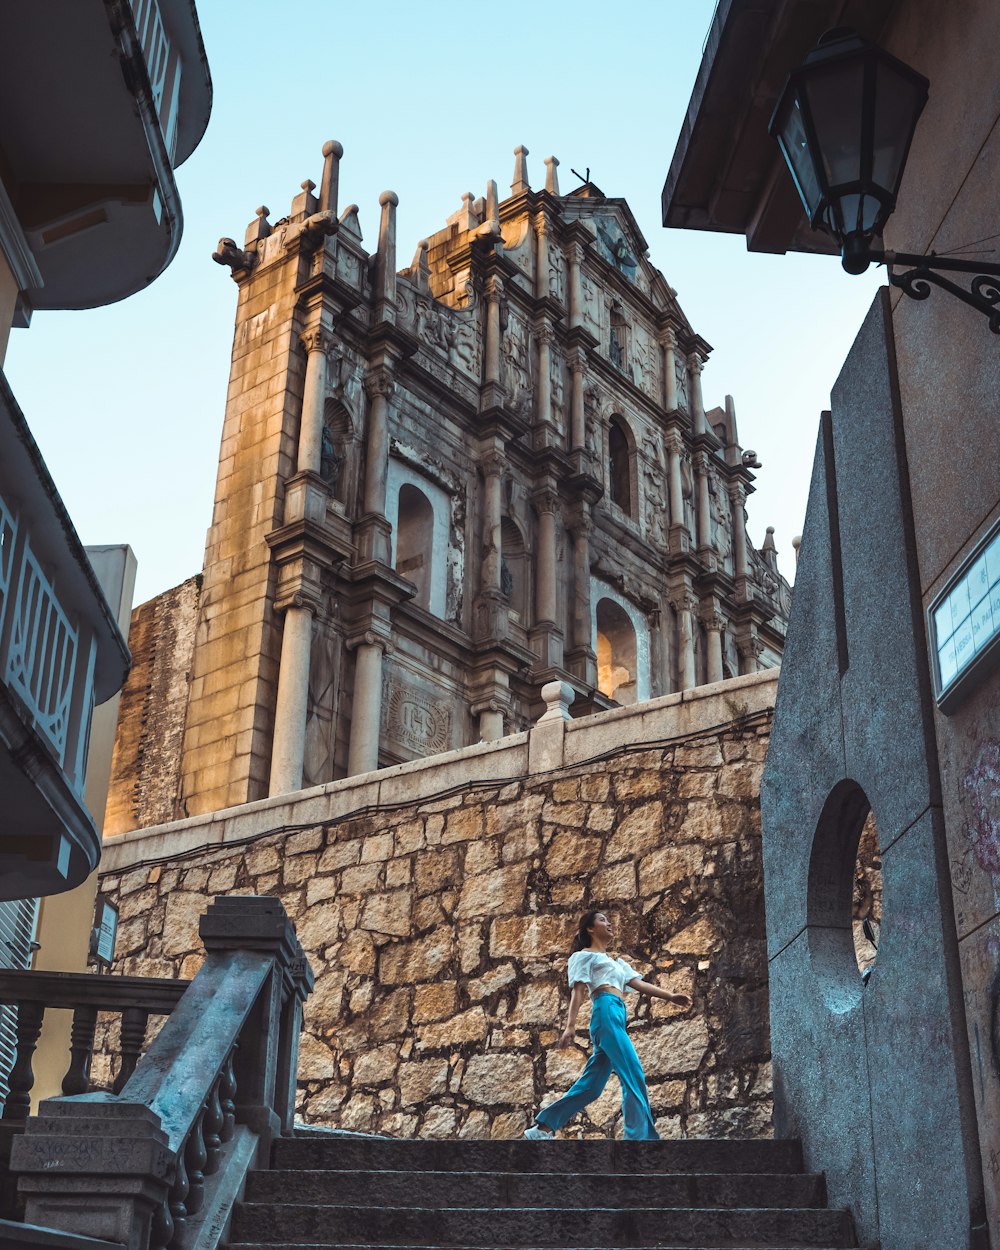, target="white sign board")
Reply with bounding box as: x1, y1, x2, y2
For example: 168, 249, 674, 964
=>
930, 522, 1000, 710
